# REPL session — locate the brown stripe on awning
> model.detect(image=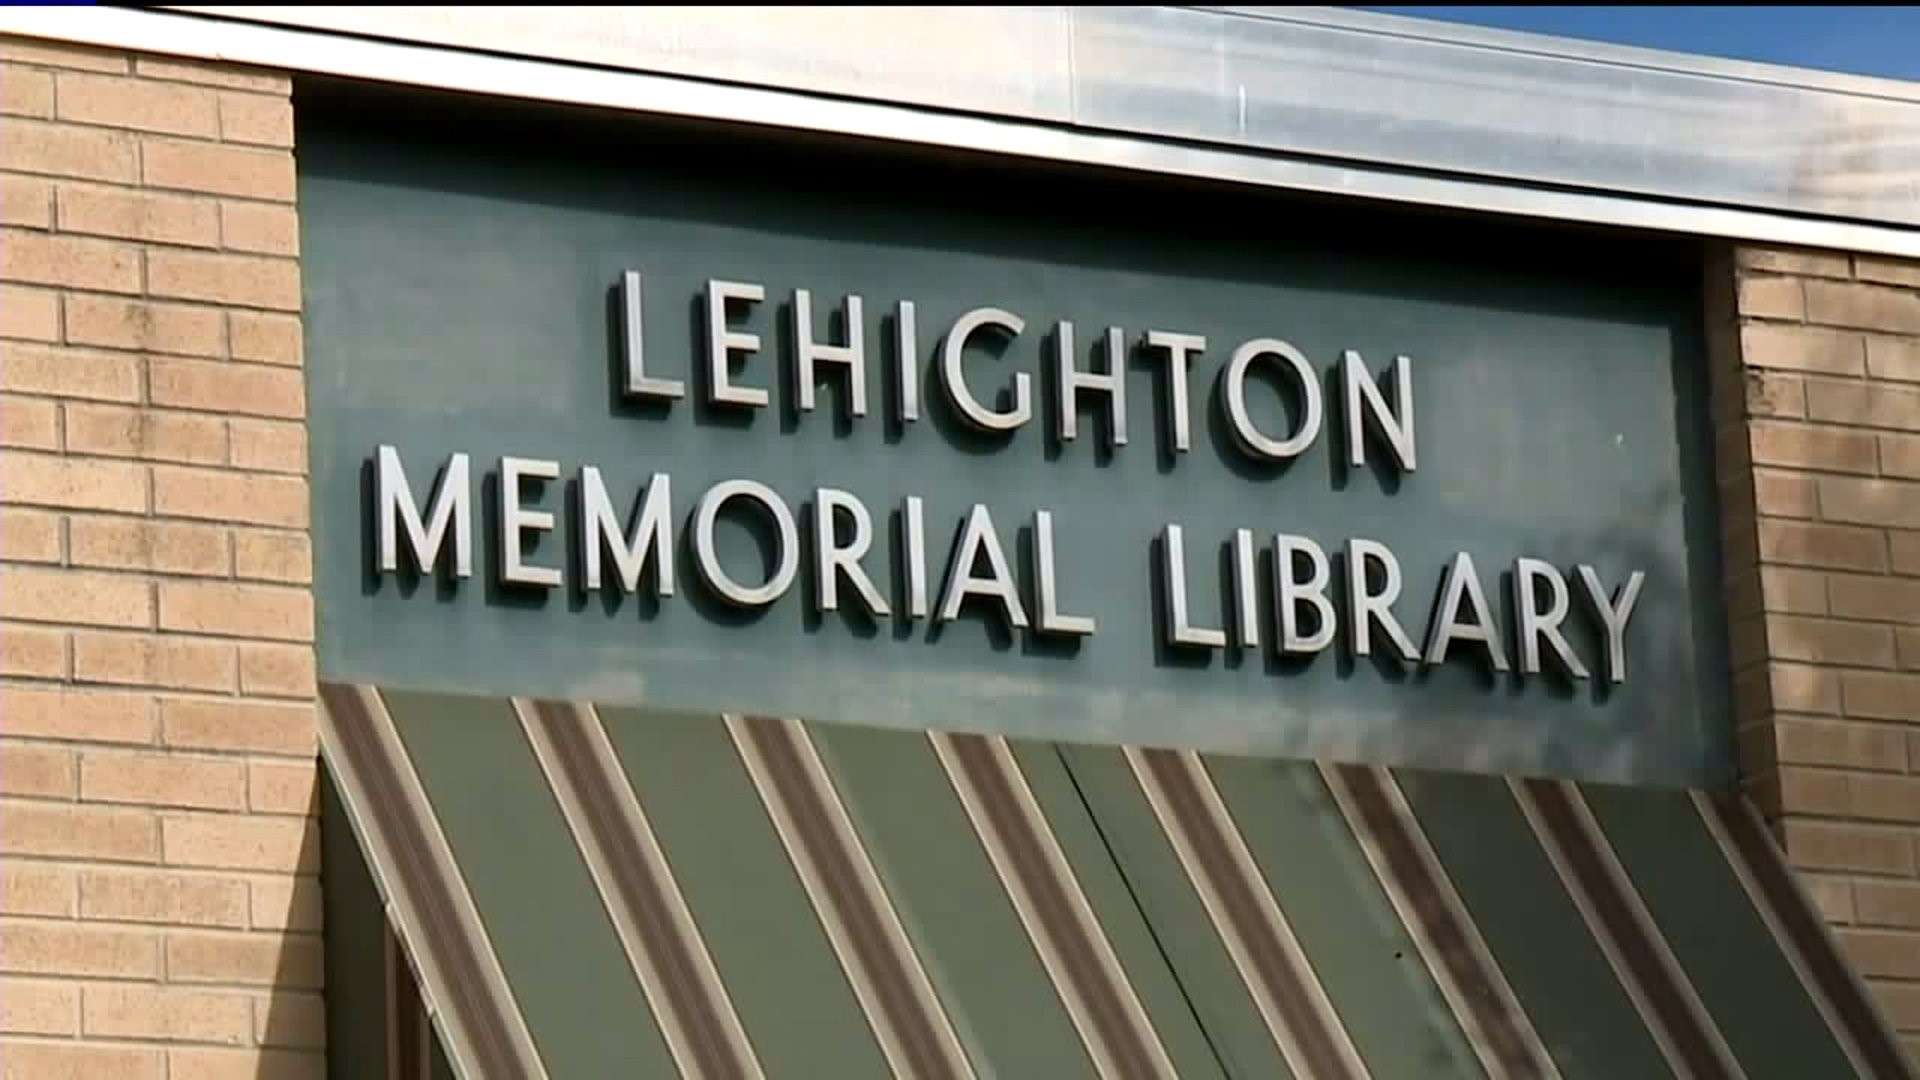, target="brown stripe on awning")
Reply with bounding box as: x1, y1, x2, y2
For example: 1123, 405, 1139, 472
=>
932, 732, 1177, 1080
386, 926, 430, 1080
1515, 777, 1742, 1080
731, 715, 977, 1080
1130, 748, 1368, 1080
520, 699, 766, 1080
1325, 764, 1558, 1079
318, 682, 549, 1080
1696, 791, 1914, 1080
